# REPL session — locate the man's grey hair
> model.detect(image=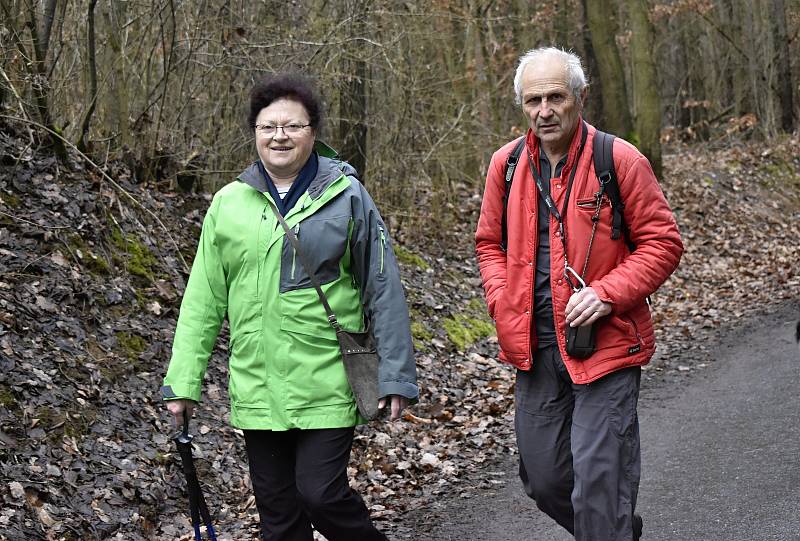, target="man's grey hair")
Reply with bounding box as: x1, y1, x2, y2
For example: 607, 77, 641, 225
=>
513, 47, 588, 106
